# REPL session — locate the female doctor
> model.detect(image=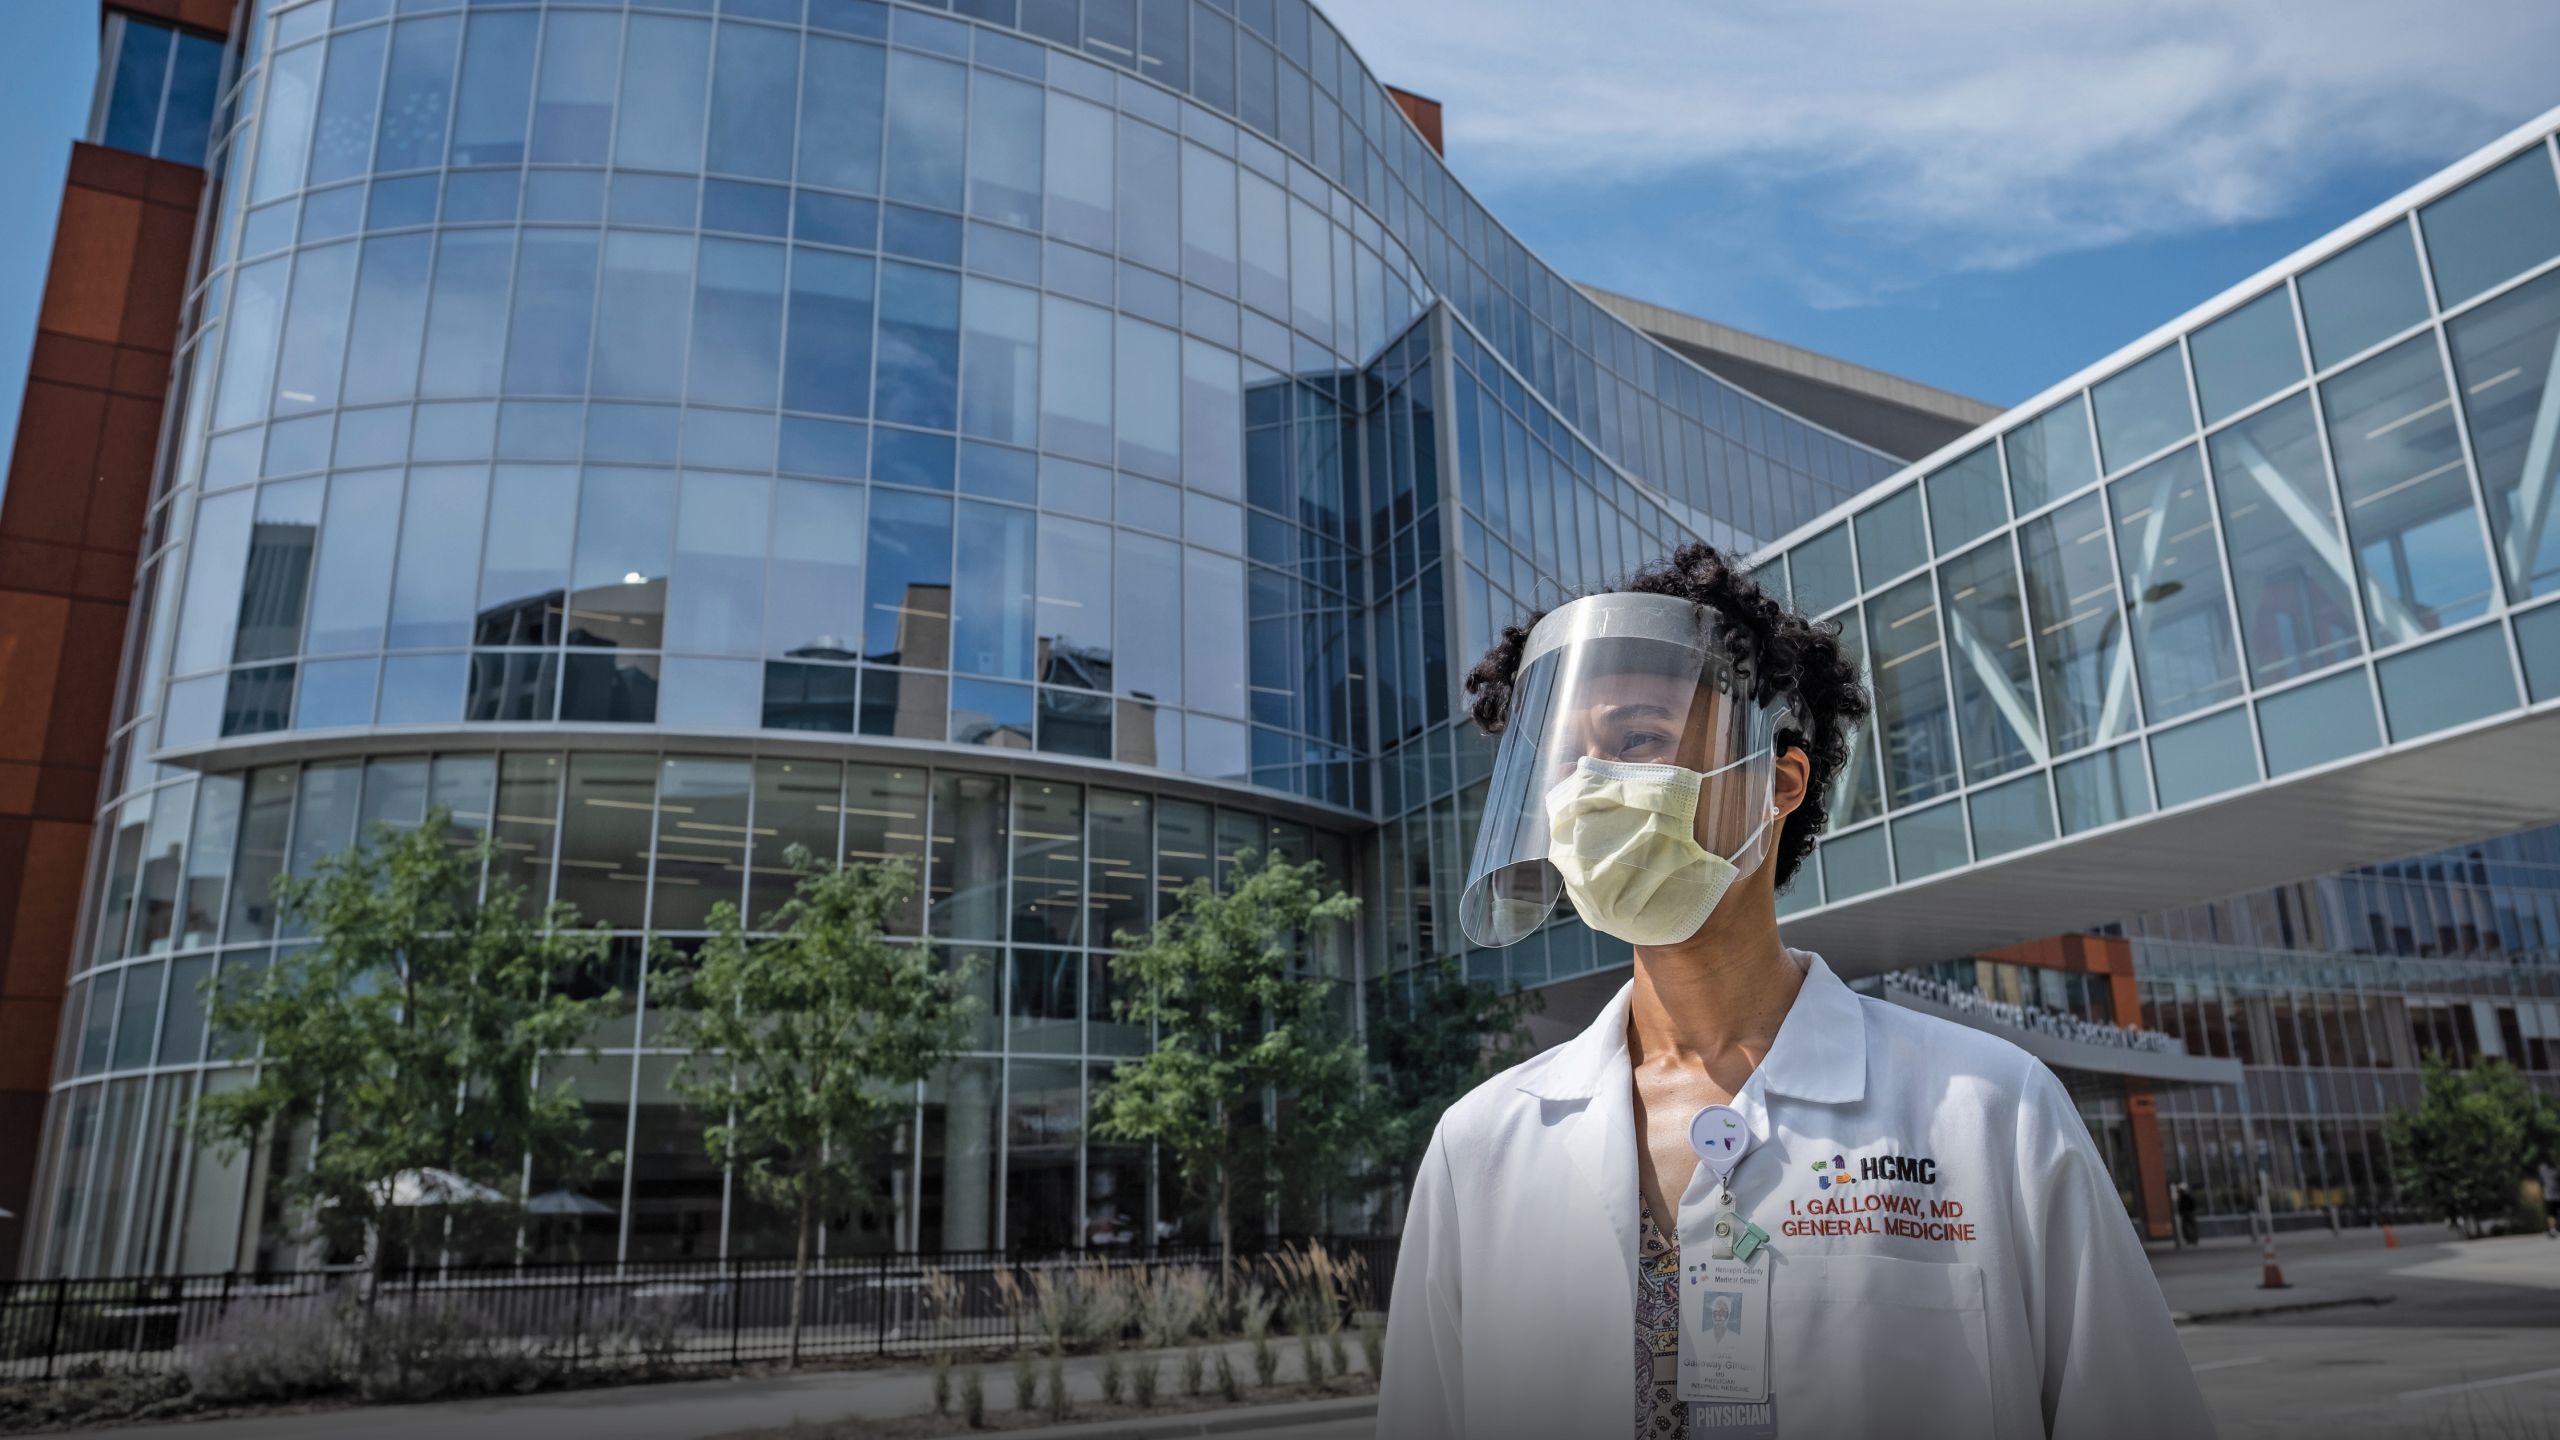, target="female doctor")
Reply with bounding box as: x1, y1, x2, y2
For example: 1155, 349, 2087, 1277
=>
1379, 546, 2211, 1440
